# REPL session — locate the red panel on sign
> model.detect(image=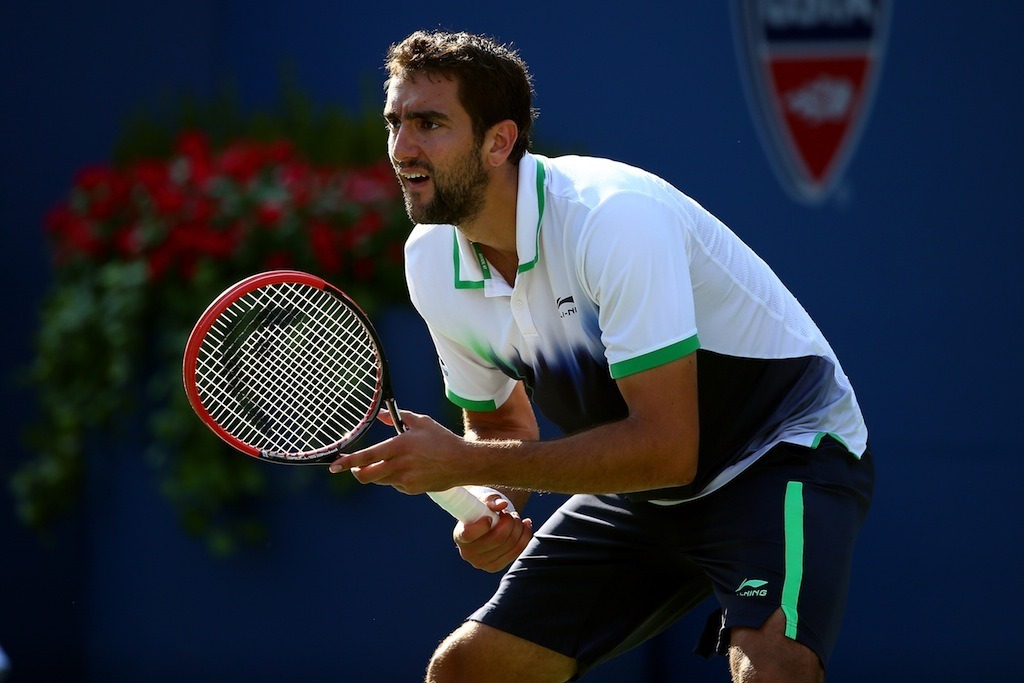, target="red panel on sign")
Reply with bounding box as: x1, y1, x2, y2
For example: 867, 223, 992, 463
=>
766, 56, 871, 182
